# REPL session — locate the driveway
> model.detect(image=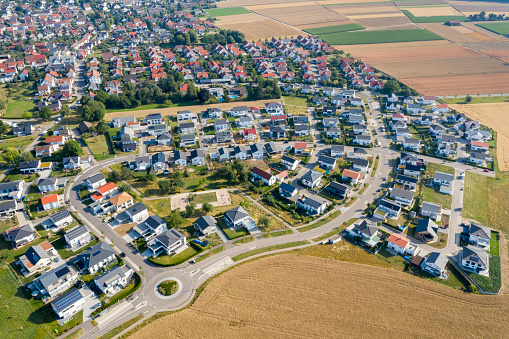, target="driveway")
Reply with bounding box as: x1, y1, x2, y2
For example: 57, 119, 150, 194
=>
81, 285, 101, 321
